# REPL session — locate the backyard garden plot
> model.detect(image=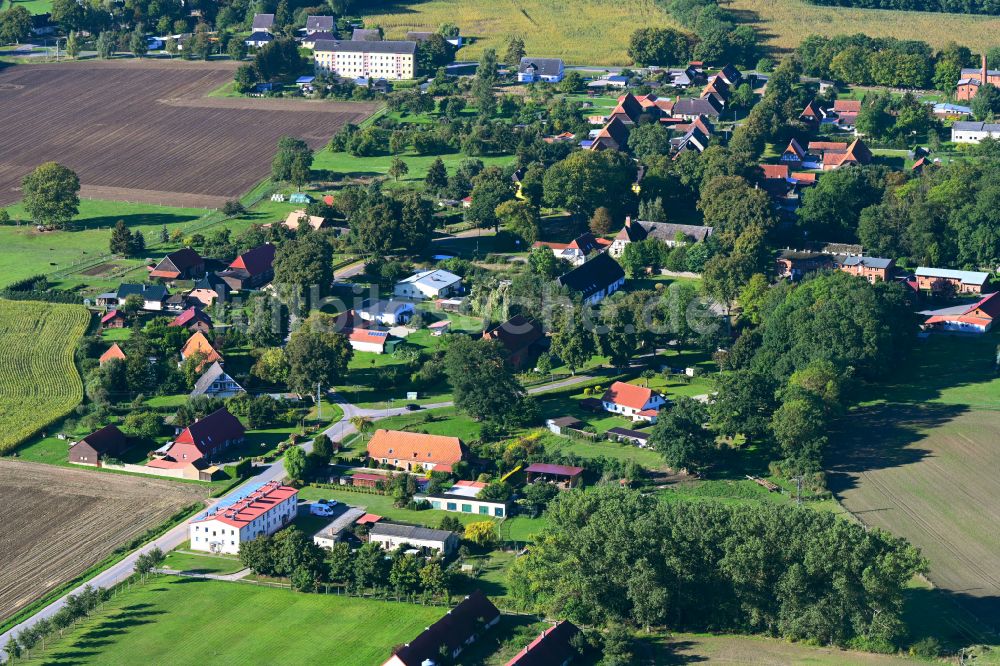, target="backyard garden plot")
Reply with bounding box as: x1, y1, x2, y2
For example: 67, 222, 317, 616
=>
0, 299, 90, 454
0, 60, 377, 208
0, 460, 207, 622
